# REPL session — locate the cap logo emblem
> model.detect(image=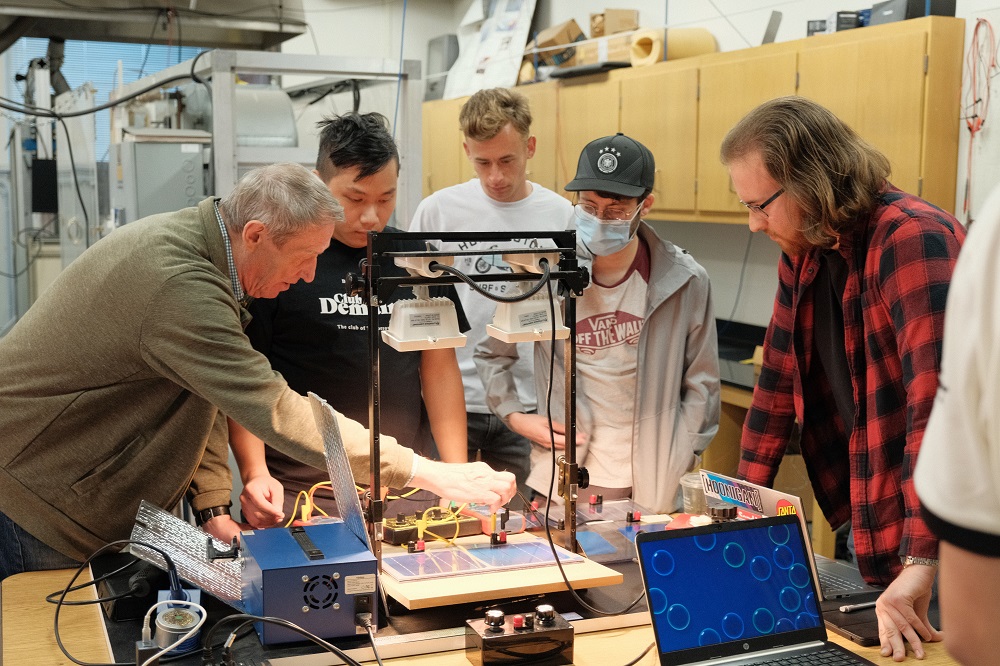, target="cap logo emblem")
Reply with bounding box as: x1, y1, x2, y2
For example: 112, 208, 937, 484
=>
597, 146, 621, 174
